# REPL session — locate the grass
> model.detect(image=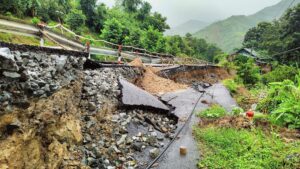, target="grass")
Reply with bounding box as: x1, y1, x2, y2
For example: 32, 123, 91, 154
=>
91, 54, 118, 62
223, 79, 239, 94
194, 126, 300, 169
197, 105, 227, 119
0, 32, 56, 46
